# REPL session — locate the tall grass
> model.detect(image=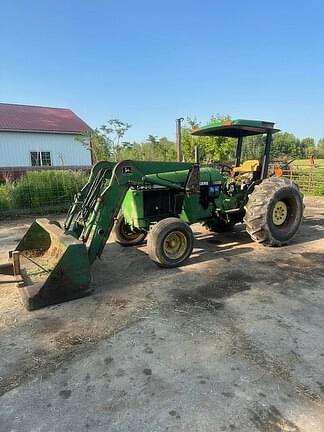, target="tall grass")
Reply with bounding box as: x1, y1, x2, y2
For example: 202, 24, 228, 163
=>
0, 185, 10, 210
293, 159, 324, 168
10, 170, 87, 208
0, 170, 88, 216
